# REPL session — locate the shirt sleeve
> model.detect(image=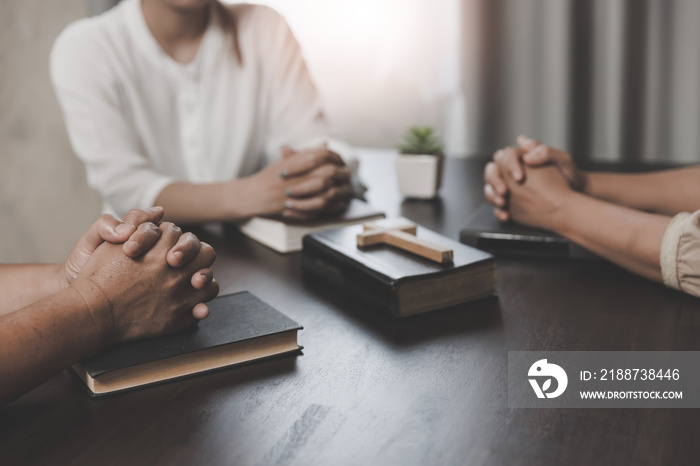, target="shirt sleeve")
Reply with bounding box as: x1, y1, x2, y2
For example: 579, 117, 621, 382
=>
50, 22, 176, 217
660, 210, 700, 296
257, 8, 365, 195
